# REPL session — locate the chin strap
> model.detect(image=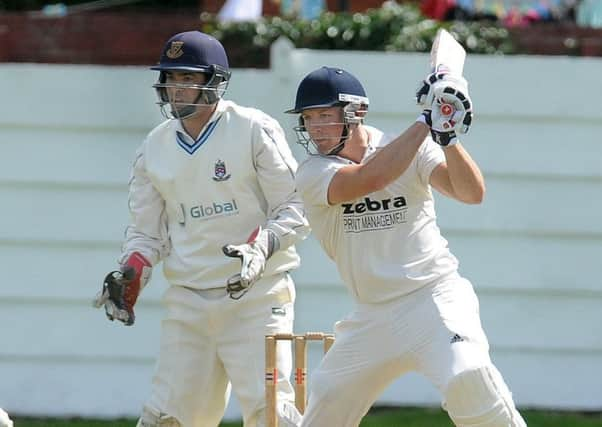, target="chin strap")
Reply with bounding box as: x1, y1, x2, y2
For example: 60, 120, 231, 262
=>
325, 124, 351, 156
